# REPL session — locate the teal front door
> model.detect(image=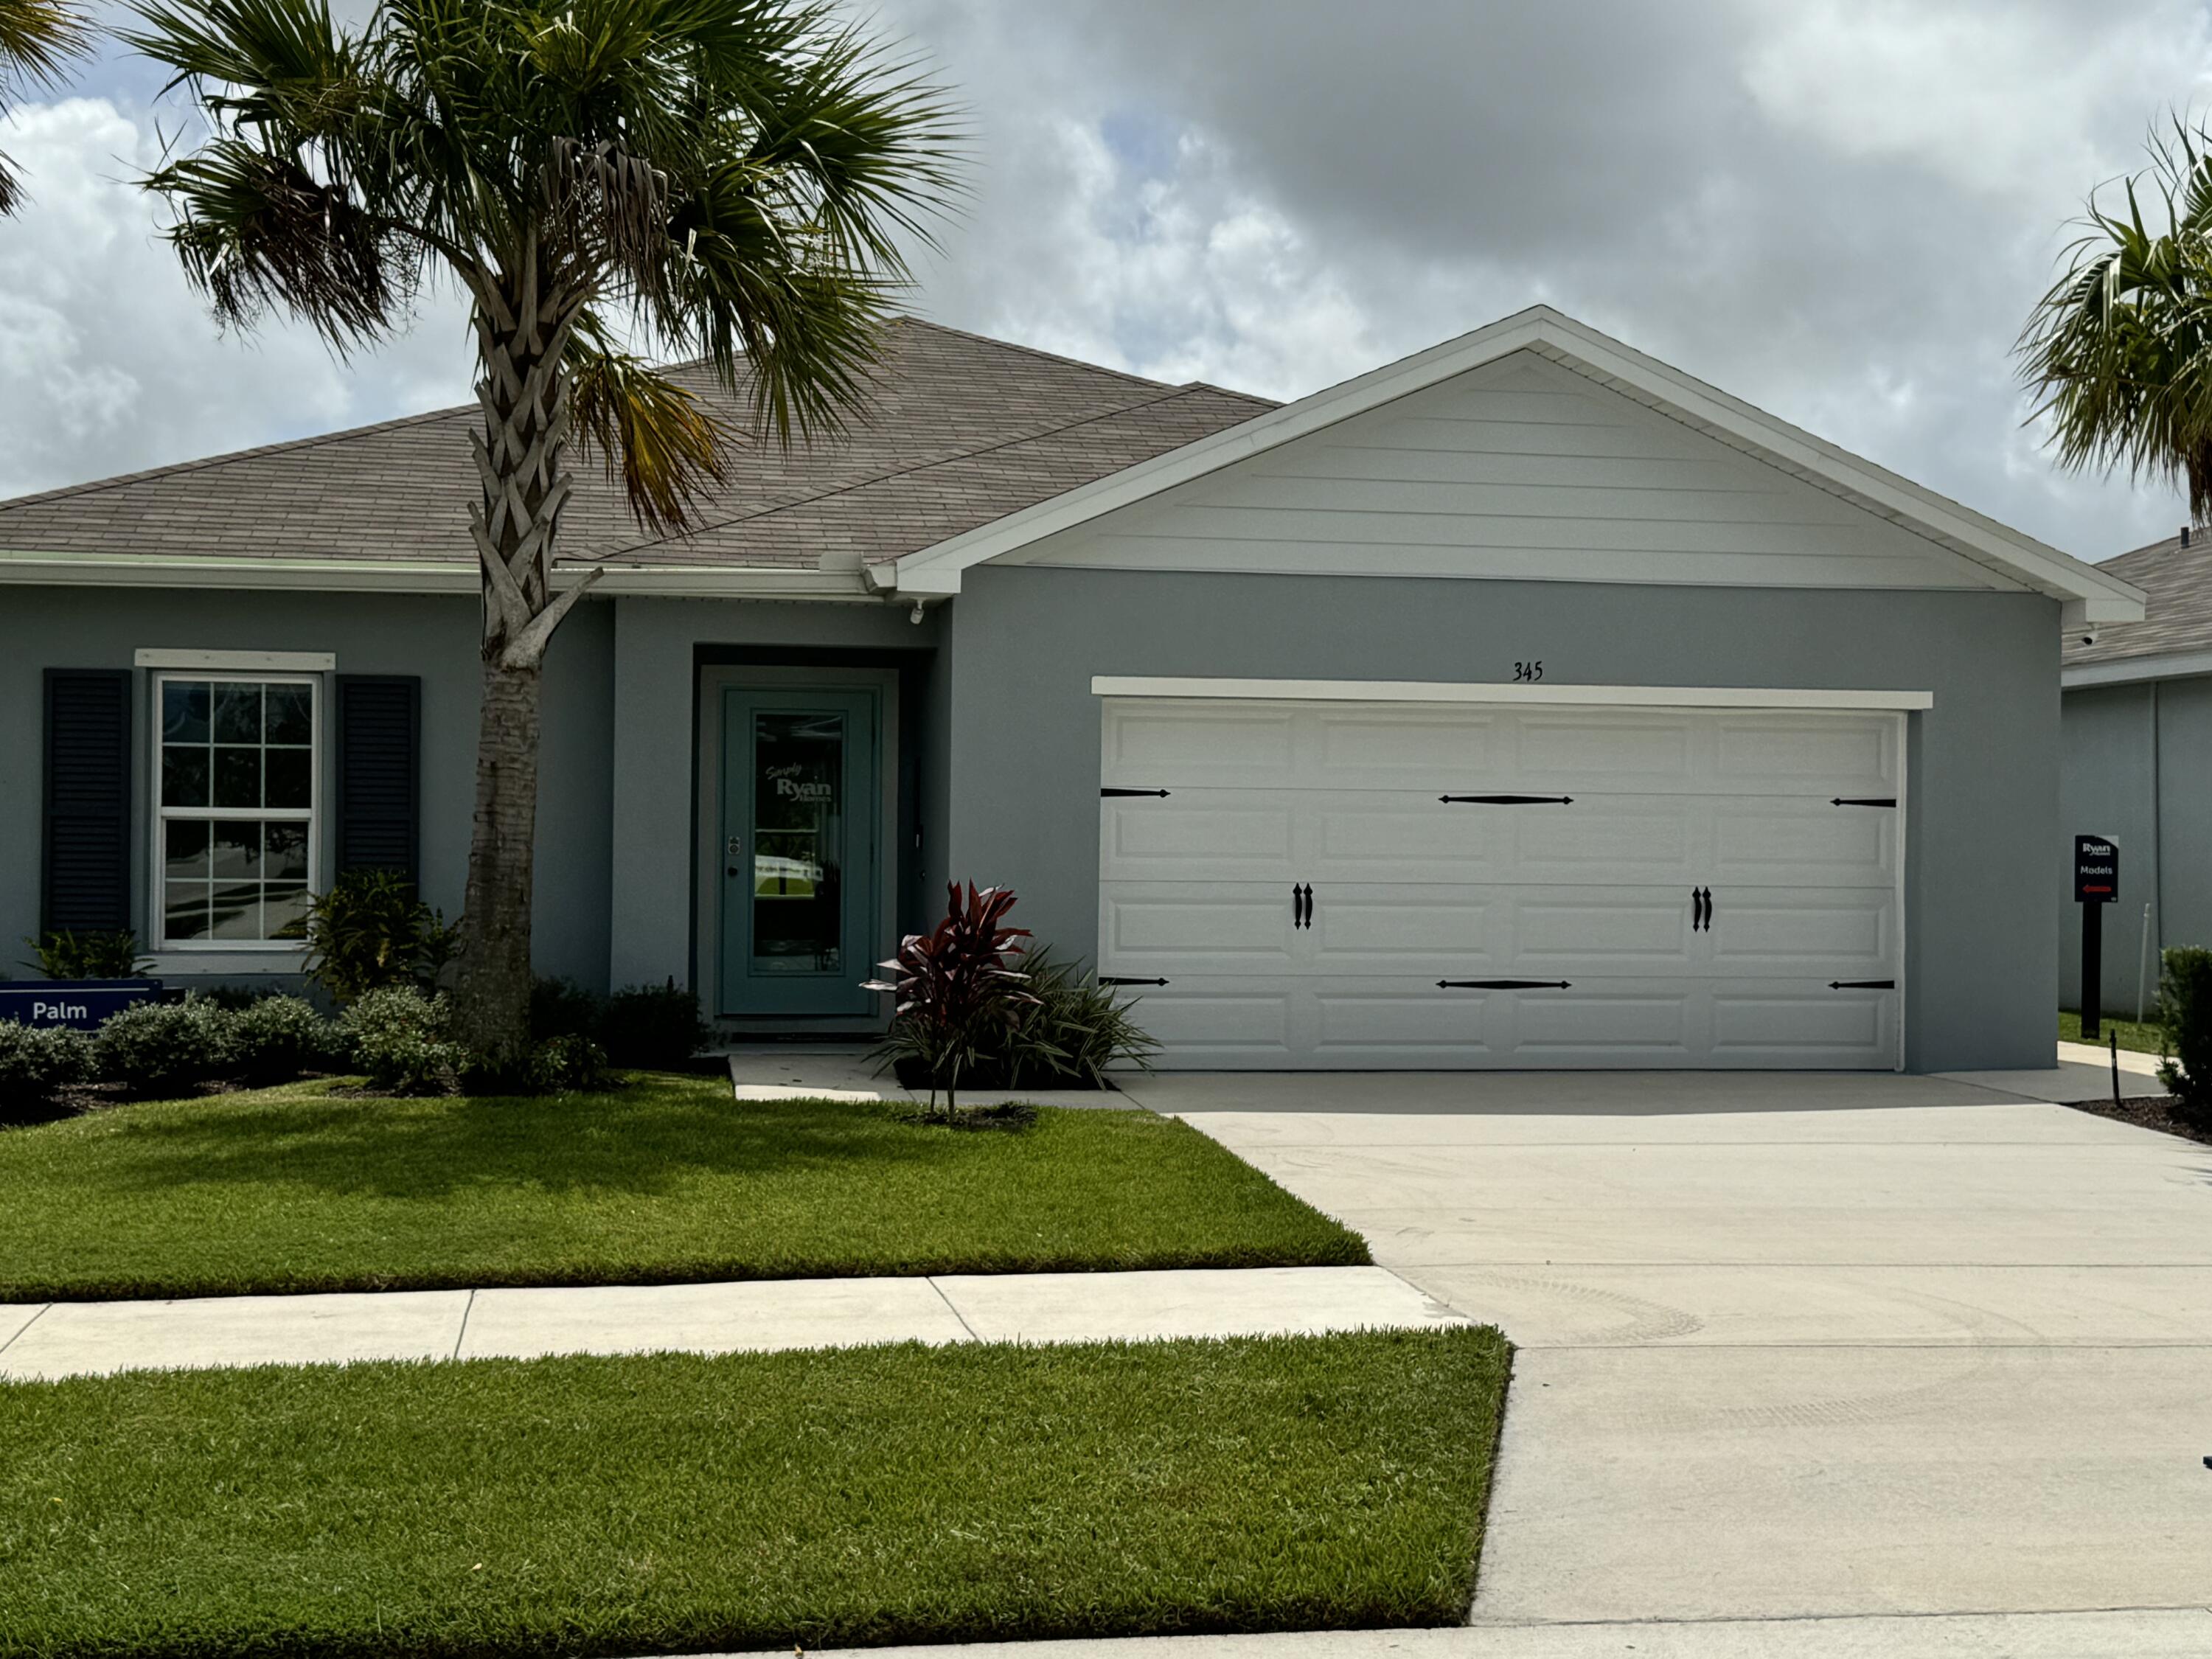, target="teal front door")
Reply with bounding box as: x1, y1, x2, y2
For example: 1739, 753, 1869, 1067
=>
718, 686, 882, 1018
